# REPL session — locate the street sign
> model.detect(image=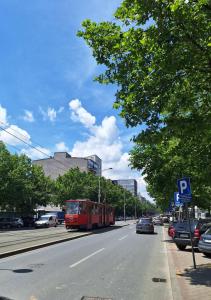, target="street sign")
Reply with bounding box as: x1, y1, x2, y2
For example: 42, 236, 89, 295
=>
176, 177, 196, 269
174, 192, 182, 207
177, 177, 192, 203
